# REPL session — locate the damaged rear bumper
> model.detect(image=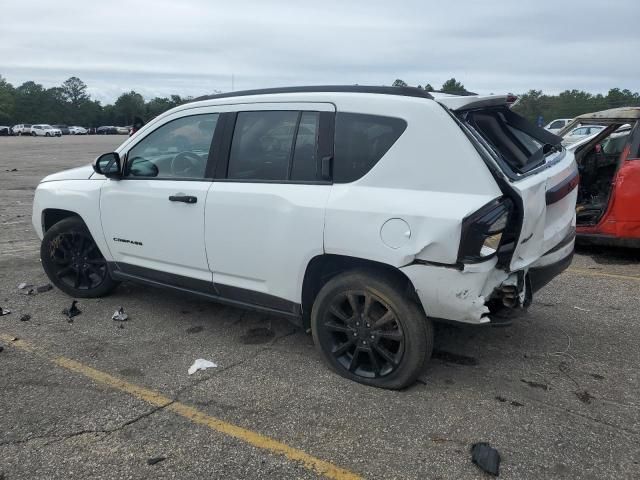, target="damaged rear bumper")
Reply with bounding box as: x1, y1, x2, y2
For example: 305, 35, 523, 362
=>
400, 231, 575, 325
